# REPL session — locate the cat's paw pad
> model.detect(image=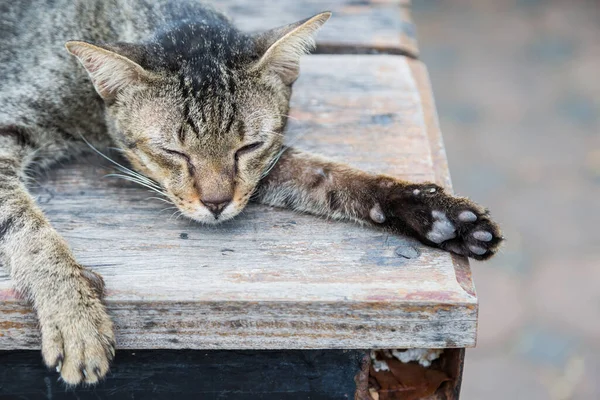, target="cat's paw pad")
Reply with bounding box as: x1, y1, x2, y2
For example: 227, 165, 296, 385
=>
370, 180, 502, 259
425, 210, 456, 243
434, 206, 503, 260
458, 210, 477, 222
407, 183, 442, 198
369, 203, 386, 223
